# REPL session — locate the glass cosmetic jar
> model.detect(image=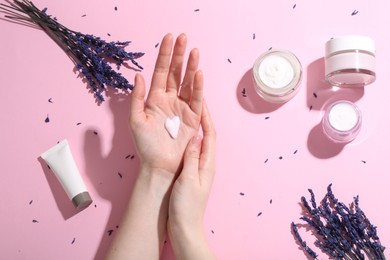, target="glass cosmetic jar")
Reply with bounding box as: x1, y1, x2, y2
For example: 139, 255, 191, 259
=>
253, 49, 302, 103
325, 35, 376, 87
322, 100, 362, 143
